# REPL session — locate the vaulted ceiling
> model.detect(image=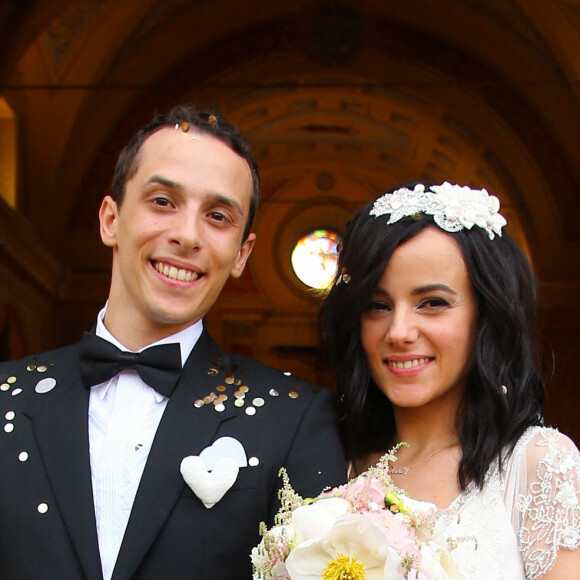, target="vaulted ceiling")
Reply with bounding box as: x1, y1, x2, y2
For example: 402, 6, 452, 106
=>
1, 1, 580, 441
